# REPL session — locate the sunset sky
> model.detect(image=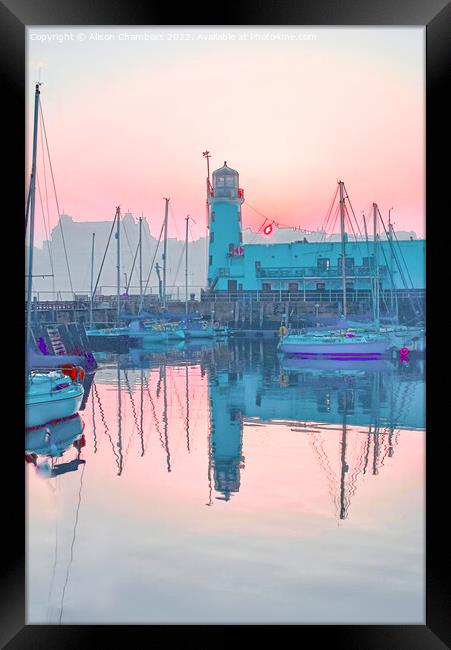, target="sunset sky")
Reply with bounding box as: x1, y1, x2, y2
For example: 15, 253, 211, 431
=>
27, 27, 425, 244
